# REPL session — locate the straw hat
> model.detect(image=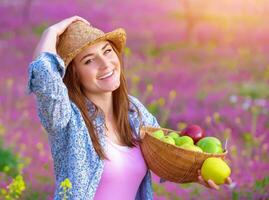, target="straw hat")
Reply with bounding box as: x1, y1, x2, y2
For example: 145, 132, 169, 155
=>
57, 20, 127, 67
